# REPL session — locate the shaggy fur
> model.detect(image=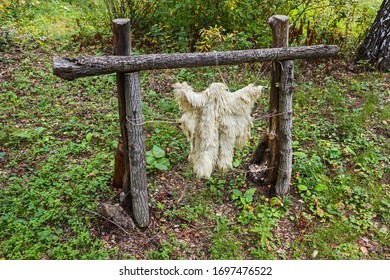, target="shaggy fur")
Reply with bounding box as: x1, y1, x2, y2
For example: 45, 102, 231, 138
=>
173, 82, 262, 178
